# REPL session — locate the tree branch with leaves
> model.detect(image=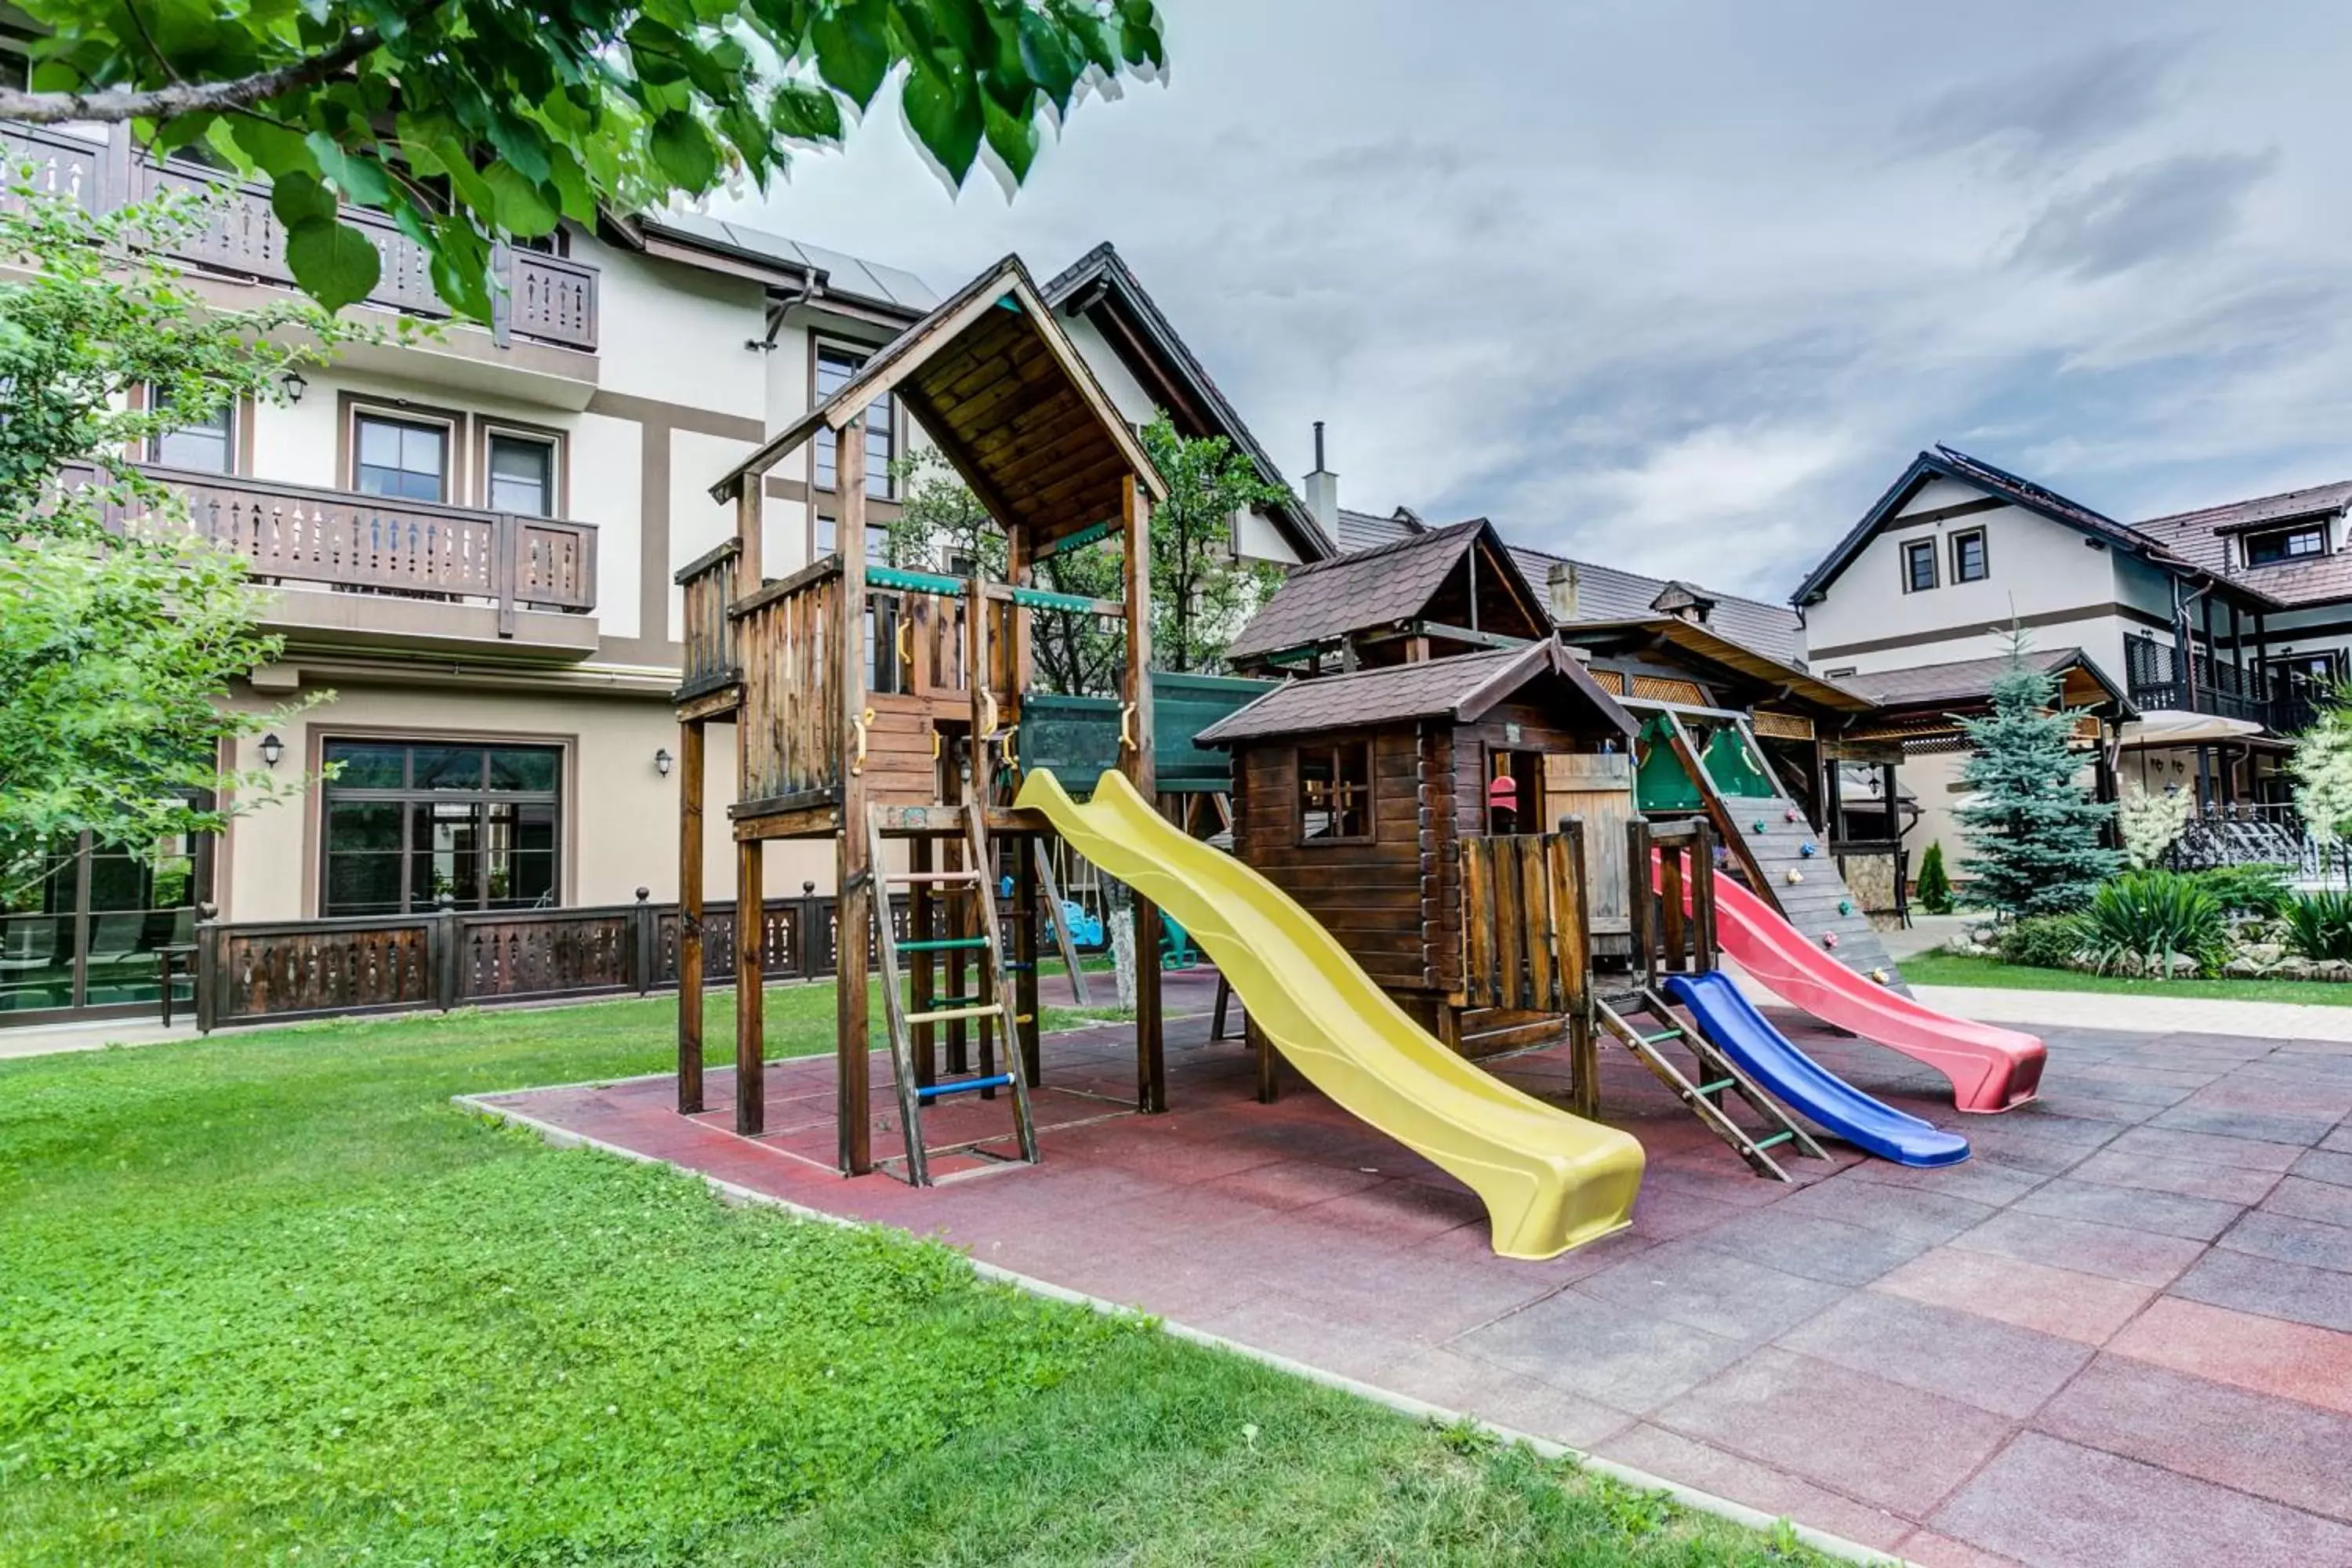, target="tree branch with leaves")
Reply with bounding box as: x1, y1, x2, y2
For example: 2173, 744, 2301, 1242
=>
3, 0, 1166, 316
